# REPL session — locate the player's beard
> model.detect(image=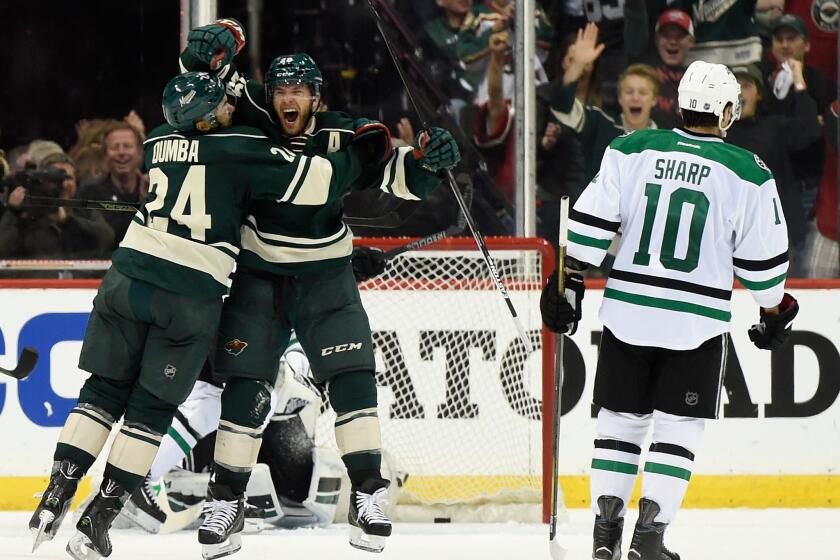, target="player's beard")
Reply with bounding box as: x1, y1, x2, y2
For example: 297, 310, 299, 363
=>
279, 101, 314, 137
